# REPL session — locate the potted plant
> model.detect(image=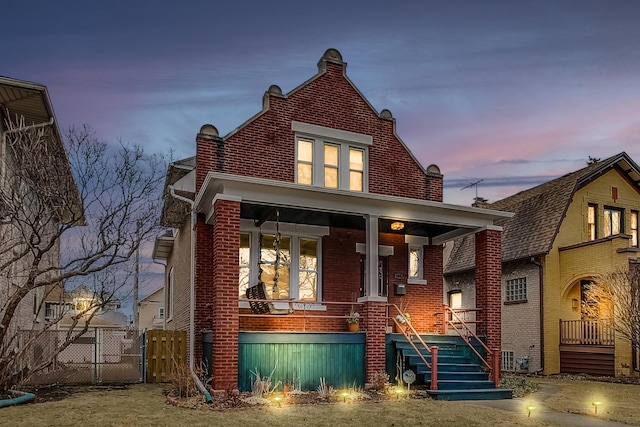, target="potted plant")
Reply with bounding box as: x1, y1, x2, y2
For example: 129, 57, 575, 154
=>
394, 312, 411, 333
346, 310, 360, 332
